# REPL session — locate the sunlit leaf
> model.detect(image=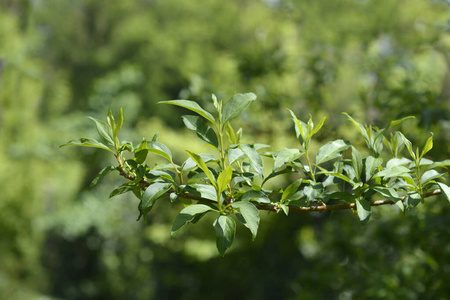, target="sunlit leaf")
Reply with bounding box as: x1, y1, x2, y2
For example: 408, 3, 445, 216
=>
222, 93, 256, 123
159, 100, 216, 123
141, 182, 172, 212
171, 204, 213, 237
240, 144, 264, 177
217, 166, 233, 194
281, 179, 302, 203
420, 133, 433, 159
273, 148, 302, 171
147, 141, 173, 162
232, 201, 260, 240
315, 139, 351, 165
186, 151, 216, 186
60, 138, 115, 154
365, 156, 383, 181
437, 183, 450, 202
88, 117, 115, 149
356, 198, 371, 224
182, 115, 219, 148
214, 216, 236, 256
